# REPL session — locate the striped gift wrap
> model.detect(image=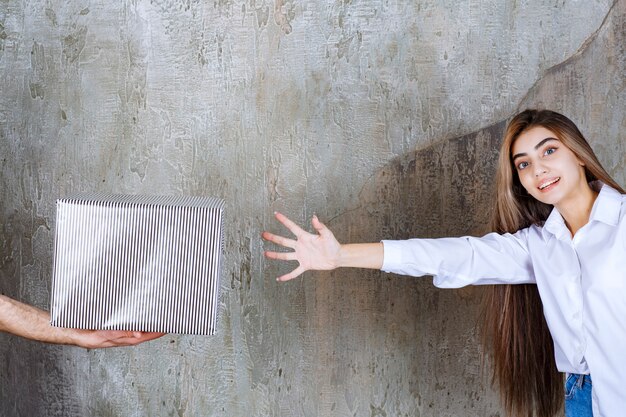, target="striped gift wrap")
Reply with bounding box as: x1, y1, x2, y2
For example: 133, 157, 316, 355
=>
50, 194, 225, 335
